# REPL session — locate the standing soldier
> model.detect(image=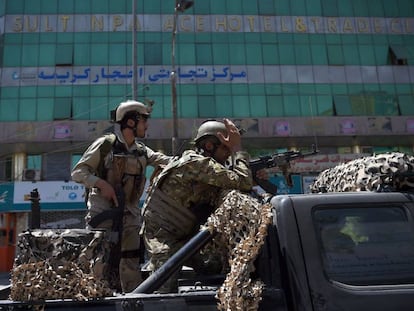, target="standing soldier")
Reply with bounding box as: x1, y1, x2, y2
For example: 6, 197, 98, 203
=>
141, 118, 254, 292
71, 100, 171, 293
